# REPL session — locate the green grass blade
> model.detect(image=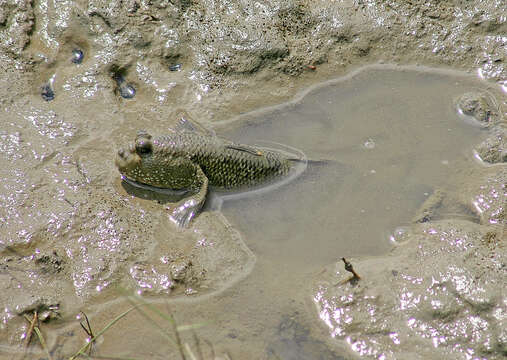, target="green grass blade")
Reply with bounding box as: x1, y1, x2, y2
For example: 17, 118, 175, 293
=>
127, 297, 206, 333
33, 326, 53, 360
125, 297, 178, 347
78, 355, 139, 360
69, 306, 139, 360
176, 324, 205, 332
